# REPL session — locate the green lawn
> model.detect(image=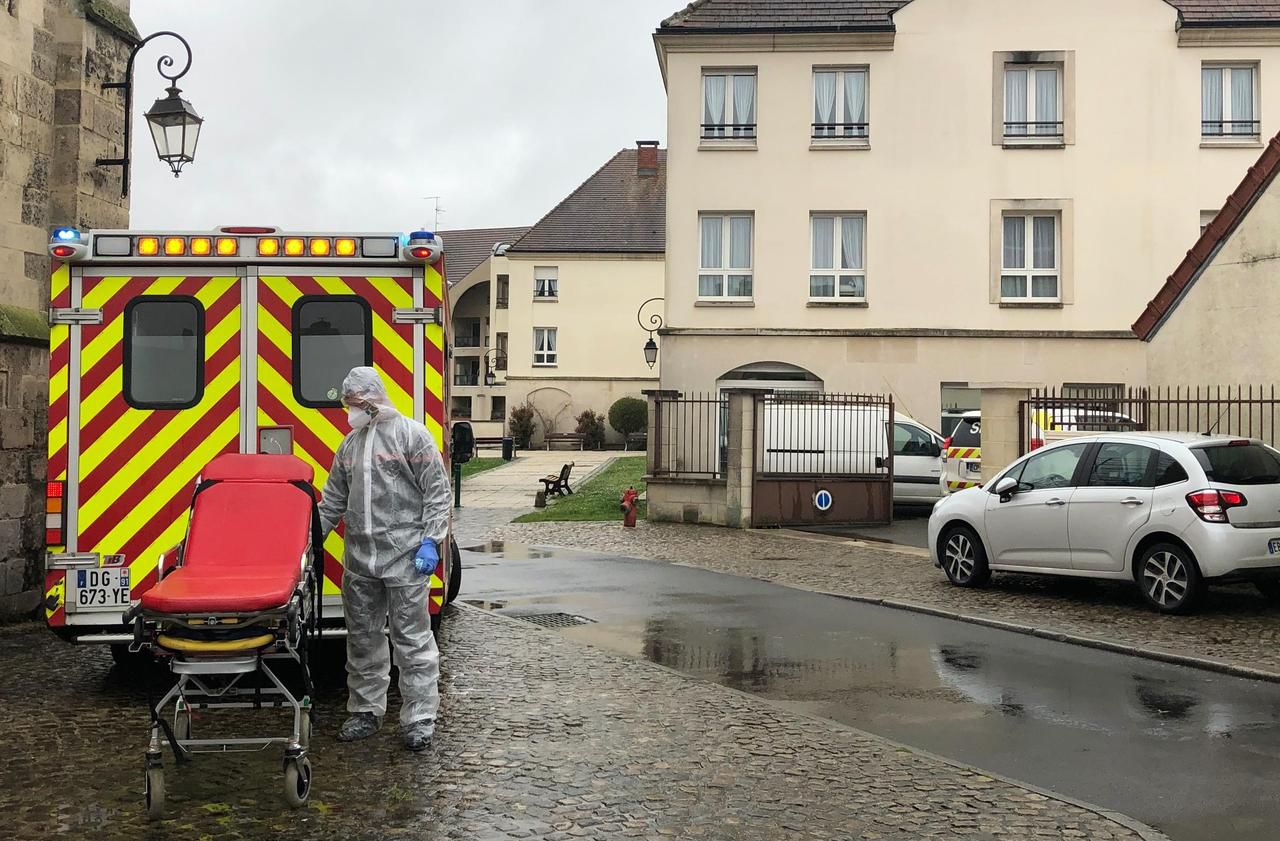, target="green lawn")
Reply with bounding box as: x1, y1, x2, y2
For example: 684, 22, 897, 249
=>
514, 456, 647, 522
460, 457, 506, 480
